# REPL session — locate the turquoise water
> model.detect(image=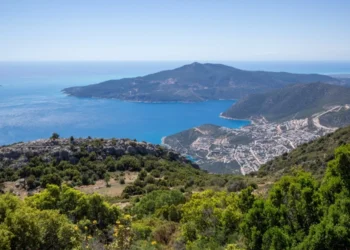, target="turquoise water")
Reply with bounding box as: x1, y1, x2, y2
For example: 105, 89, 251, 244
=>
0, 61, 349, 145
